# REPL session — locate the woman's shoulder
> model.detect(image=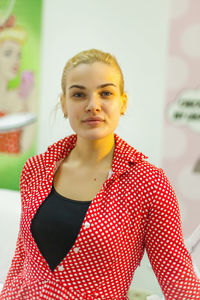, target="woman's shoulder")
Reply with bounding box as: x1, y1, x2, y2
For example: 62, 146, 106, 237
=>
129, 157, 167, 186
20, 152, 47, 188
22, 152, 46, 171
21, 134, 76, 174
